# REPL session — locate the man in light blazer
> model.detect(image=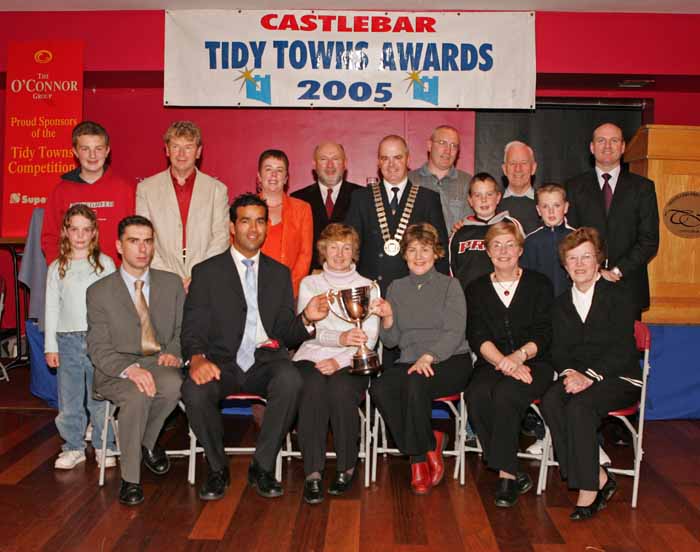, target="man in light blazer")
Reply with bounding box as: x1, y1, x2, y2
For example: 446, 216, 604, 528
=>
136, 121, 229, 291
291, 142, 361, 272
87, 216, 185, 506
566, 122, 659, 319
